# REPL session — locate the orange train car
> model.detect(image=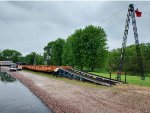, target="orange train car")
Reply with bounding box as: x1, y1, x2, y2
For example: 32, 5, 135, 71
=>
21, 65, 71, 72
